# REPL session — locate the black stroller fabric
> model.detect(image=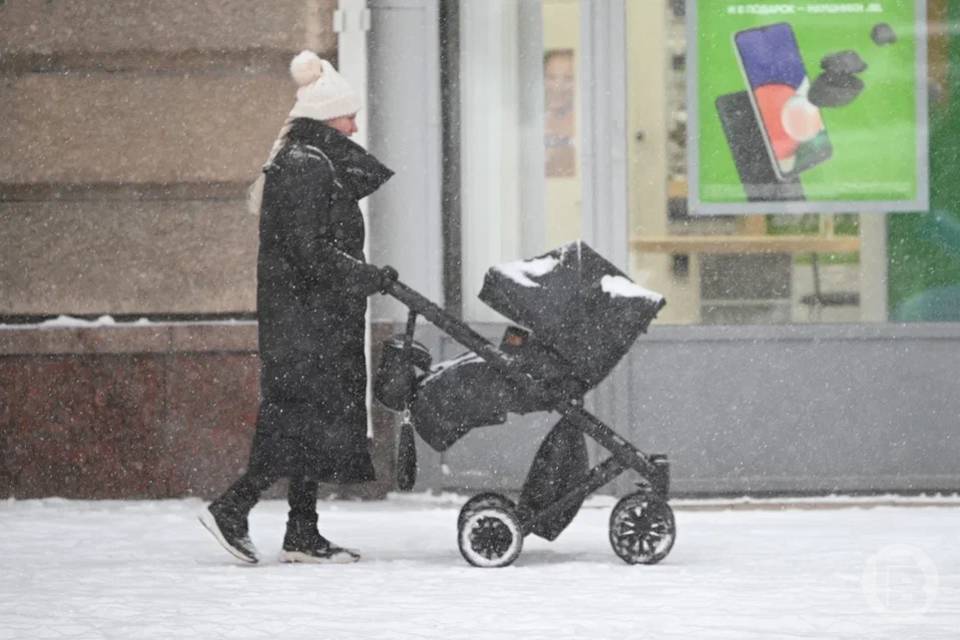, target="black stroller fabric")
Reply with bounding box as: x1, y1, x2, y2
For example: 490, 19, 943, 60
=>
374, 336, 432, 411
398, 242, 665, 453
410, 354, 512, 452
479, 241, 665, 388
518, 418, 590, 540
